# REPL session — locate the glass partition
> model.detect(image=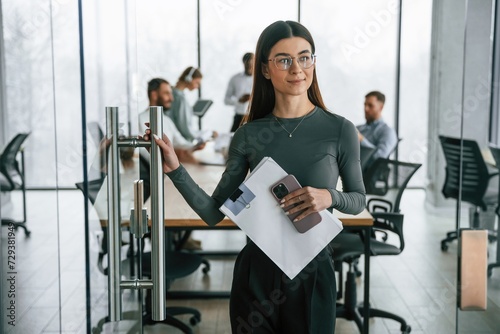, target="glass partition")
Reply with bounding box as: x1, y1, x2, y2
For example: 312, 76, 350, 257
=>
302, 0, 431, 187
398, 0, 432, 186
0, 0, 87, 332
199, 0, 298, 133
457, 0, 500, 332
